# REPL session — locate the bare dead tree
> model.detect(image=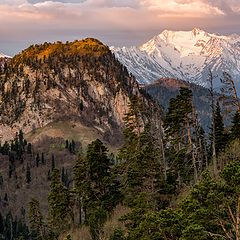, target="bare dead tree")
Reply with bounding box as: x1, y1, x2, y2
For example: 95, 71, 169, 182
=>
207, 69, 217, 175
220, 72, 240, 112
